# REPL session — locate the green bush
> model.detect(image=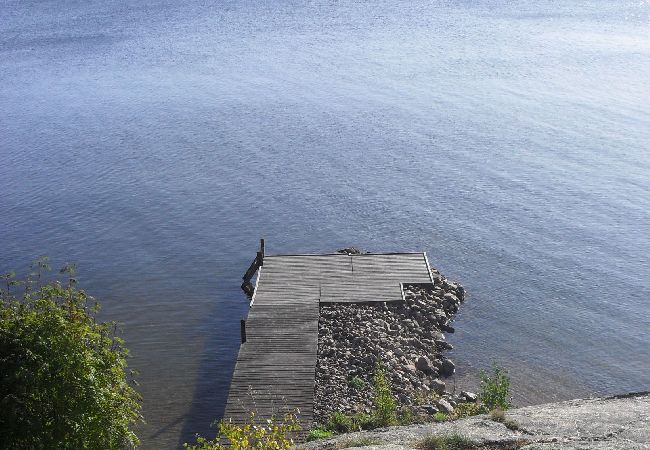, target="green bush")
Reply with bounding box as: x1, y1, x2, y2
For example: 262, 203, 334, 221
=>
306, 427, 333, 441
184, 411, 300, 450
451, 402, 482, 419
0, 262, 142, 449
478, 364, 512, 411
372, 362, 397, 427
326, 411, 374, 433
